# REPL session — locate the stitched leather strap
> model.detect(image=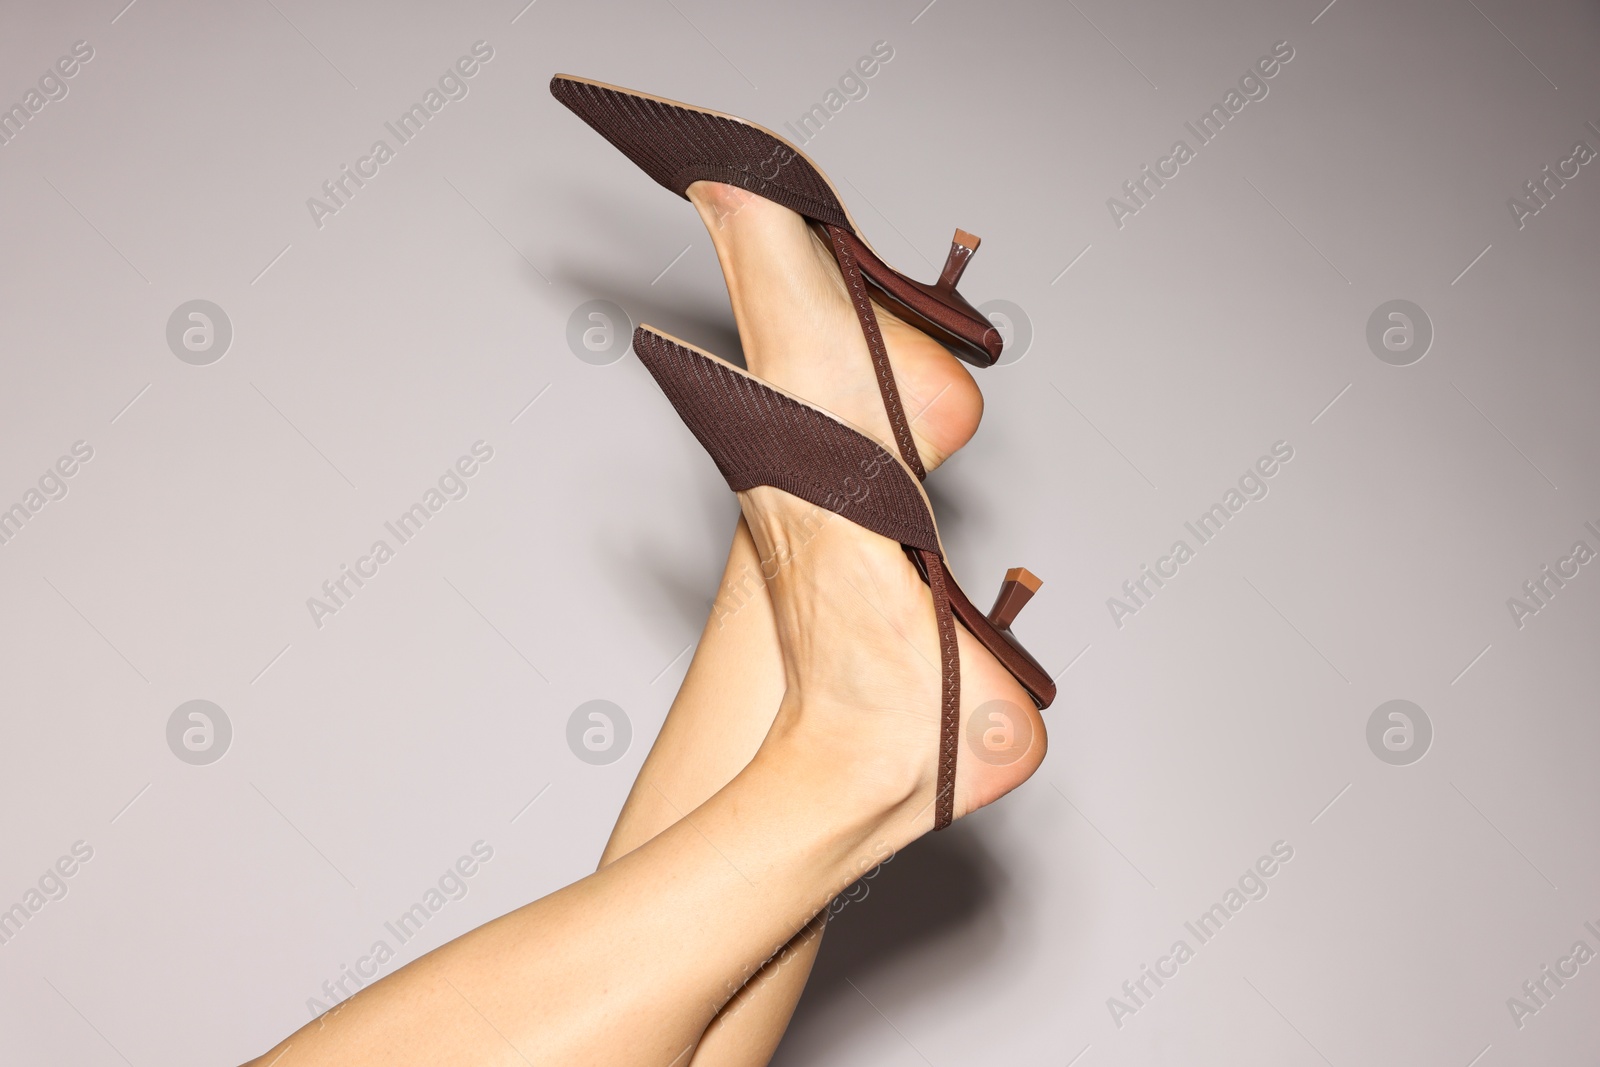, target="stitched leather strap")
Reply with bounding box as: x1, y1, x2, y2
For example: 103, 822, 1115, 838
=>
824, 225, 927, 482
916, 547, 961, 831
